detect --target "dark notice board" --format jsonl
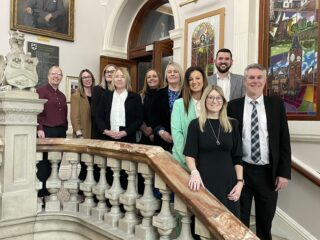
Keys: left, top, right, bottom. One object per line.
{"left": 27, "top": 42, "right": 59, "bottom": 87}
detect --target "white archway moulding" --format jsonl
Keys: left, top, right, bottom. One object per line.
{"left": 101, "top": 0, "right": 182, "bottom": 61}
{"left": 101, "top": 0, "right": 260, "bottom": 72}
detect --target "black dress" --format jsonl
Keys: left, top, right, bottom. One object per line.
{"left": 140, "top": 89, "right": 157, "bottom": 145}
{"left": 184, "top": 118, "right": 242, "bottom": 217}
{"left": 91, "top": 85, "right": 107, "bottom": 139}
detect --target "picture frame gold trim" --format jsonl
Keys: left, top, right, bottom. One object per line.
{"left": 10, "top": 0, "right": 74, "bottom": 41}
{"left": 65, "top": 75, "right": 78, "bottom": 103}
{"left": 184, "top": 8, "right": 225, "bottom": 72}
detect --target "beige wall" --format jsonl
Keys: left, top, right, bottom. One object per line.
{"left": 277, "top": 169, "right": 320, "bottom": 239}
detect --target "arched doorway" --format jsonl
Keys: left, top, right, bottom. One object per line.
{"left": 100, "top": 0, "right": 179, "bottom": 92}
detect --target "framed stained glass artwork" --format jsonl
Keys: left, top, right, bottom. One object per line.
{"left": 260, "top": 0, "right": 319, "bottom": 119}
{"left": 184, "top": 8, "right": 225, "bottom": 77}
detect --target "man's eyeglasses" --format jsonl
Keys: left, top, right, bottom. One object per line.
{"left": 206, "top": 95, "right": 223, "bottom": 102}
{"left": 50, "top": 72, "right": 62, "bottom": 77}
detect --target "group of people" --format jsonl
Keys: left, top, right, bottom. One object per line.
{"left": 36, "top": 48, "right": 291, "bottom": 240}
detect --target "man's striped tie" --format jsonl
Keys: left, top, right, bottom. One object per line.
{"left": 251, "top": 101, "right": 261, "bottom": 163}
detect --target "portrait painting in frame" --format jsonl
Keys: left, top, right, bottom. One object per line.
{"left": 10, "top": 0, "right": 74, "bottom": 41}
{"left": 184, "top": 8, "right": 225, "bottom": 77}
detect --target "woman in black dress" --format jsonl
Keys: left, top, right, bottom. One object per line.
{"left": 151, "top": 62, "right": 183, "bottom": 151}
{"left": 139, "top": 69, "right": 164, "bottom": 145}
{"left": 184, "top": 85, "right": 243, "bottom": 217}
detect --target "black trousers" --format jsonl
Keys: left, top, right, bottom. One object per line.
{"left": 240, "top": 162, "right": 278, "bottom": 240}
{"left": 37, "top": 126, "right": 66, "bottom": 197}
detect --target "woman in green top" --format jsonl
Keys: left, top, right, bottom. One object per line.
{"left": 171, "top": 66, "right": 208, "bottom": 169}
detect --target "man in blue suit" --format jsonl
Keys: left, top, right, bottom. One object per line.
{"left": 227, "top": 63, "right": 291, "bottom": 240}
{"left": 208, "top": 48, "right": 245, "bottom": 101}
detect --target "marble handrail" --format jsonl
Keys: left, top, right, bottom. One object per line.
{"left": 37, "top": 138, "right": 258, "bottom": 240}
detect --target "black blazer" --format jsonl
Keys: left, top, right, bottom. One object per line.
{"left": 150, "top": 86, "right": 181, "bottom": 151}
{"left": 95, "top": 90, "right": 143, "bottom": 143}
{"left": 91, "top": 85, "right": 107, "bottom": 139}
{"left": 227, "top": 95, "right": 291, "bottom": 183}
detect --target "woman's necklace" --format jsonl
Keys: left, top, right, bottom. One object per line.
{"left": 208, "top": 119, "right": 221, "bottom": 146}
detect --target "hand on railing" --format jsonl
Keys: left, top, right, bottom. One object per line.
{"left": 188, "top": 169, "right": 204, "bottom": 191}
{"left": 37, "top": 130, "right": 45, "bottom": 138}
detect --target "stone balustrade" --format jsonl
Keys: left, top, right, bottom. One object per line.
{"left": 30, "top": 138, "right": 258, "bottom": 240}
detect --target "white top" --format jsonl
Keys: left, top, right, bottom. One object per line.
{"left": 216, "top": 73, "right": 231, "bottom": 101}
{"left": 242, "top": 94, "right": 269, "bottom": 165}
{"left": 110, "top": 90, "right": 128, "bottom": 131}
{"left": 192, "top": 97, "right": 201, "bottom": 117}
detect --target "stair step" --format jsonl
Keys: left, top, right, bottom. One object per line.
{"left": 250, "top": 215, "right": 288, "bottom": 240}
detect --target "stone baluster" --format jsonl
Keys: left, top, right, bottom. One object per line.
{"left": 104, "top": 158, "right": 124, "bottom": 227}
{"left": 92, "top": 155, "right": 109, "bottom": 222}
{"left": 174, "top": 195, "right": 194, "bottom": 240}
{"left": 63, "top": 152, "right": 81, "bottom": 212}
{"left": 118, "top": 160, "right": 140, "bottom": 234}
{"left": 79, "top": 153, "right": 96, "bottom": 217}
{"left": 152, "top": 174, "right": 176, "bottom": 240}
{"left": 45, "top": 152, "right": 62, "bottom": 212}
{"left": 195, "top": 218, "right": 214, "bottom": 240}
{"left": 35, "top": 152, "right": 43, "bottom": 212}
{"left": 135, "top": 163, "right": 160, "bottom": 240}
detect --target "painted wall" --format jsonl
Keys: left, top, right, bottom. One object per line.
{"left": 275, "top": 169, "right": 320, "bottom": 239}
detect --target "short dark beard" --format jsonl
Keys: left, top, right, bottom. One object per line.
{"left": 215, "top": 64, "right": 231, "bottom": 74}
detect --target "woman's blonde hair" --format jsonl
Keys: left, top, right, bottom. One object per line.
{"left": 164, "top": 61, "right": 183, "bottom": 88}
{"left": 140, "top": 68, "right": 163, "bottom": 101}
{"left": 198, "top": 85, "right": 232, "bottom": 133}
{"left": 100, "top": 64, "right": 116, "bottom": 90}
{"left": 109, "top": 67, "right": 132, "bottom": 91}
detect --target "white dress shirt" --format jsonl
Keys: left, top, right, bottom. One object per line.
{"left": 217, "top": 73, "right": 231, "bottom": 101}
{"left": 242, "top": 94, "right": 269, "bottom": 165}
{"left": 192, "top": 97, "right": 201, "bottom": 117}
{"left": 110, "top": 90, "right": 128, "bottom": 131}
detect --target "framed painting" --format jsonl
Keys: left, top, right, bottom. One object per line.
{"left": 66, "top": 76, "right": 78, "bottom": 102}
{"left": 259, "top": 0, "right": 320, "bottom": 120}
{"left": 10, "top": 0, "right": 74, "bottom": 41}
{"left": 184, "top": 8, "right": 225, "bottom": 77}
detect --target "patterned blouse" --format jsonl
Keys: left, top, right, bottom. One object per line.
{"left": 168, "top": 88, "right": 180, "bottom": 113}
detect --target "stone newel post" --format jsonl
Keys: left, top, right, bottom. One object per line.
{"left": 0, "top": 91, "right": 45, "bottom": 220}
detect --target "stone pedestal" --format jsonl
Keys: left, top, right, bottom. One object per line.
{"left": 0, "top": 91, "right": 45, "bottom": 220}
